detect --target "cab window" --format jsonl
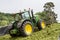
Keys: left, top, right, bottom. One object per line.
{"left": 22, "top": 12, "right": 30, "bottom": 19}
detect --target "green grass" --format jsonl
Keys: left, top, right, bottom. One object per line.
{"left": 0, "top": 23, "right": 60, "bottom": 40}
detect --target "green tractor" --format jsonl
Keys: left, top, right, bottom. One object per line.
{"left": 9, "top": 9, "right": 46, "bottom": 37}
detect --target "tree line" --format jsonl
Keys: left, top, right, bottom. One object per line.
{"left": 0, "top": 2, "right": 57, "bottom": 26}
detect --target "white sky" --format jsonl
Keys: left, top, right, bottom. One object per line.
{"left": 0, "top": 0, "right": 60, "bottom": 21}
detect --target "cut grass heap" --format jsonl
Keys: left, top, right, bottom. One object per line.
{"left": 0, "top": 23, "right": 60, "bottom": 40}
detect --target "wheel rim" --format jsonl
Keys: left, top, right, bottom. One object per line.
{"left": 41, "top": 21, "right": 46, "bottom": 29}
{"left": 24, "top": 23, "right": 32, "bottom": 35}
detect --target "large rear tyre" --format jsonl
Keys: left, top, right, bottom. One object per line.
{"left": 20, "top": 21, "right": 33, "bottom": 36}
{"left": 37, "top": 20, "right": 46, "bottom": 30}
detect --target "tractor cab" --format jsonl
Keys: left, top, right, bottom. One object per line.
{"left": 18, "top": 9, "right": 36, "bottom": 23}
{"left": 19, "top": 11, "right": 30, "bottom": 19}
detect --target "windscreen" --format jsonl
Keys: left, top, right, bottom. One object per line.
{"left": 22, "top": 12, "right": 30, "bottom": 19}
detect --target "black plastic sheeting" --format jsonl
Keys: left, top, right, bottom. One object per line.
{"left": 0, "top": 27, "right": 9, "bottom": 36}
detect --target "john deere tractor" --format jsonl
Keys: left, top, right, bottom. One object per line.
{"left": 9, "top": 9, "right": 46, "bottom": 37}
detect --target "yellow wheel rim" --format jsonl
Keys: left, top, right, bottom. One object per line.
{"left": 25, "top": 24, "right": 32, "bottom": 35}
{"left": 41, "top": 21, "right": 46, "bottom": 29}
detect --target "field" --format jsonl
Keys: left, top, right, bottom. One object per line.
{"left": 0, "top": 23, "right": 60, "bottom": 40}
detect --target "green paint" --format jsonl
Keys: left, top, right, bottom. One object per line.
{"left": 35, "top": 16, "right": 40, "bottom": 23}
{"left": 10, "top": 29, "right": 18, "bottom": 34}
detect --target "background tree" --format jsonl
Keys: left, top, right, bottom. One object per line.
{"left": 36, "top": 2, "right": 57, "bottom": 25}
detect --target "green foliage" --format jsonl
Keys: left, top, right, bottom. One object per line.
{"left": 0, "top": 12, "right": 14, "bottom": 26}
{"left": 0, "top": 12, "right": 20, "bottom": 26}
{"left": 35, "top": 11, "right": 47, "bottom": 19}
{"left": 35, "top": 2, "right": 57, "bottom": 25}
{"left": 35, "top": 11, "right": 57, "bottom": 25}
{"left": 0, "top": 23, "right": 60, "bottom": 40}
{"left": 44, "top": 2, "right": 55, "bottom": 8}
{"left": 0, "top": 20, "right": 9, "bottom": 26}
{"left": 1, "top": 16, "right": 8, "bottom": 20}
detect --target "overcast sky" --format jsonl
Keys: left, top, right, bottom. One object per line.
{"left": 0, "top": 0, "right": 60, "bottom": 21}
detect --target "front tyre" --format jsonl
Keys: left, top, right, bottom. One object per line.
{"left": 20, "top": 21, "right": 33, "bottom": 36}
